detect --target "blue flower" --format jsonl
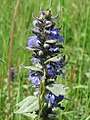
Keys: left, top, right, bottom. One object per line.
{"left": 28, "top": 36, "right": 39, "bottom": 48}
{"left": 58, "top": 57, "right": 66, "bottom": 67}
{"left": 56, "top": 59, "right": 66, "bottom": 78}
{"left": 46, "top": 61, "right": 65, "bottom": 78}
{"left": 48, "top": 56, "right": 66, "bottom": 78}
{"left": 45, "top": 93, "right": 56, "bottom": 104}
{"left": 9, "top": 68, "right": 18, "bottom": 81}
{"left": 56, "top": 95, "right": 64, "bottom": 102}
{"left": 28, "top": 70, "right": 41, "bottom": 86}
{"left": 45, "top": 92, "right": 64, "bottom": 110}
{"left": 49, "top": 44, "right": 60, "bottom": 53}
{"left": 46, "top": 28, "right": 64, "bottom": 42}
{"left": 46, "top": 64, "right": 57, "bottom": 77}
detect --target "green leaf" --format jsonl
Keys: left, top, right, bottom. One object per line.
{"left": 15, "top": 96, "right": 38, "bottom": 114}
{"left": 73, "top": 85, "right": 88, "bottom": 89}
{"left": 44, "top": 56, "right": 63, "bottom": 63}
{"left": 46, "top": 84, "right": 69, "bottom": 96}
{"left": 0, "top": 58, "right": 5, "bottom": 63}
{"left": 16, "top": 96, "right": 37, "bottom": 107}
{"left": 21, "top": 65, "right": 43, "bottom": 72}
{"left": 15, "top": 100, "right": 38, "bottom": 114}
{"left": 23, "top": 112, "right": 37, "bottom": 119}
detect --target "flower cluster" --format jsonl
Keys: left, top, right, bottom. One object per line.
{"left": 27, "top": 9, "right": 67, "bottom": 119}
{"left": 45, "top": 92, "right": 65, "bottom": 110}
{"left": 9, "top": 68, "right": 18, "bottom": 81}
{"left": 28, "top": 70, "right": 42, "bottom": 86}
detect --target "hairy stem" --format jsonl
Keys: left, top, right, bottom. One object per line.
{"left": 38, "top": 69, "right": 46, "bottom": 119}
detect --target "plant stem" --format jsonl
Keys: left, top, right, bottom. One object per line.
{"left": 38, "top": 69, "right": 46, "bottom": 119}
{"left": 8, "top": 0, "right": 19, "bottom": 99}
{"left": 49, "top": 0, "right": 52, "bottom": 10}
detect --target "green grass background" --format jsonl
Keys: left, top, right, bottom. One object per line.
{"left": 0, "top": 0, "right": 90, "bottom": 120}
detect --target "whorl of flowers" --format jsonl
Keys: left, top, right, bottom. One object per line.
{"left": 16, "top": 8, "right": 68, "bottom": 120}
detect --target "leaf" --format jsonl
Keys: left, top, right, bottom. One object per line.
{"left": 73, "top": 85, "right": 88, "bottom": 89}
{"left": 0, "top": 58, "right": 5, "bottom": 63}
{"left": 61, "top": 111, "right": 75, "bottom": 115}
{"left": 21, "top": 65, "right": 43, "bottom": 72}
{"left": 16, "top": 96, "right": 37, "bottom": 107}
{"left": 85, "top": 115, "right": 90, "bottom": 120}
{"left": 44, "top": 56, "right": 63, "bottom": 63}
{"left": 25, "top": 47, "right": 40, "bottom": 51}
{"left": 46, "top": 84, "right": 69, "bottom": 96}
{"left": 15, "top": 96, "right": 38, "bottom": 114}
{"left": 35, "top": 63, "right": 43, "bottom": 69}
{"left": 23, "top": 100, "right": 38, "bottom": 113}
{"left": 23, "top": 112, "right": 37, "bottom": 119}
{"left": 15, "top": 100, "right": 38, "bottom": 114}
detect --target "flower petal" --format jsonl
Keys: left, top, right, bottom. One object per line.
{"left": 28, "top": 36, "right": 39, "bottom": 48}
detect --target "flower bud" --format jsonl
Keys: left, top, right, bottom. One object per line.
{"left": 33, "top": 20, "right": 38, "bottom": 26}
{"left": 43, "top": 43, "right": 49, "bottom": 48}
{"left": 38, "top": 50, "right": 43, "bottom": 56}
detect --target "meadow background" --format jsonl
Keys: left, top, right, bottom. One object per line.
{"left": 0, "top": 0, "right": 90, "bottom": 120}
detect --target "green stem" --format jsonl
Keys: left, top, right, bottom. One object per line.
{"left": 38, "top": 69, "right": 46, "bottom": 119}
{"left": 49, "top": 0, "right": 52, "bottom": 10}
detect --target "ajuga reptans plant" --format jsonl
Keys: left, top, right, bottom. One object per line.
{"left": 15, "top": 8, "right": 69, "bottom": 120}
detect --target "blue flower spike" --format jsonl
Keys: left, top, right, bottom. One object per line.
{"left": 16, "top": 9, "right": 68, "bottom": 120}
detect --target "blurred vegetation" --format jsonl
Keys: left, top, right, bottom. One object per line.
{"left": 0, "top": 0, "right": 90, "bottom": 120}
